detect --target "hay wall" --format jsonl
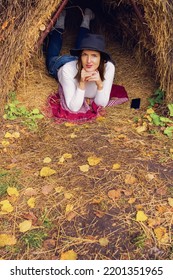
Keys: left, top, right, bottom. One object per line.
{"left": 104, "top": 0, "right": 173, "bottom": 102}
{"left": 0, "top": 0, "right": 173, "bottom": 116}
{"left": 0, "top": 0, "right": 62, "bottom": 115}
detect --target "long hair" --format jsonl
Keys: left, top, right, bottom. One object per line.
{"left": 74, "top": 51, "right": 106, "bottom": 83}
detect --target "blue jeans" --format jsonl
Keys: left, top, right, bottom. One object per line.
{"left": 46, "top": 27, "right": 89, "bottom": 78}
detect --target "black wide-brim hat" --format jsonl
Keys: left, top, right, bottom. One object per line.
{"left": 70, "top": 33, "right": 112, "bottom": 62}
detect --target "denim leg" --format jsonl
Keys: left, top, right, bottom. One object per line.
{"left": 45, "top": 27, "right": 90, "bottom": 79}
{"left": 75, "top": 27, "right": 90, "bottom": 48}
{"left": 46, "top": 28, "right": 63, "bottom": 69}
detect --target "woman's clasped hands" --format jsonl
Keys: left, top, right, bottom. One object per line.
{"left": 80, "top": 68, "right": 103, "bottom": 90}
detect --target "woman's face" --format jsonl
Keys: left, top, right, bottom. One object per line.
{"left": 81, "top": 50, "right": 101, "bottom": 72}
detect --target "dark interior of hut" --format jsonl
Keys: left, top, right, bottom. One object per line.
{"left": 61, "top": 0, "right": 145, "bottom": 50}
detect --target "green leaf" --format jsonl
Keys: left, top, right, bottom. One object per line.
{"left": 9, "top": 103, "right": 16, "bottom": 108}
{"left": 19, "top": 106, "right": 28, "bottom": 114}
{"left": 32, "top": 108, "right": 40, "bottom": 114}
{"left": 12, "top": 100, "right": 19, "bottom": 105}
{"left": 33, "top": 114, "right": 44, "bottom": 119}
{"left": 160, "top": 117, "right": 173, "bottom": 123}
{"left": 168, "top": 104, "right": 173, "bottom": 117}
{"left": 148, "top": 89, "right": 164, "bottom": 107}
{"left": 8, "top": 115, "right": 17, "bottom": 120}
{"left": 164, "top": 126, "right": 173, "bottom": 138}
{"left": 0, "top": 169, "right": 8, "bottom": 177}
{"left": 148, "top": 98, "right": 155, "bottom": 107}
{"left": 150, "top": 113, "right": 162, "bottom": 126}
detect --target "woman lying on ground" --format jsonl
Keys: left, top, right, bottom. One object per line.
{"left": 45, "top": 8, "right": 115, "bottom": 113}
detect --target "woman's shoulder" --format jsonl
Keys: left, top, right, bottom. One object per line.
{"left": 105, "top": 61, "right": 115, "bottom": 71}
{"left": 58, "top": 60, "right": 78, "bottom": 78}
{"left": 61, "top": 60, "right": 77, "bottom": 71}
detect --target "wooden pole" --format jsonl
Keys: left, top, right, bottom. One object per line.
{"left": 36, "top": 0, "right": 69, "bottom": 49}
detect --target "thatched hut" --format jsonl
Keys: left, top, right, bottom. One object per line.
{"left": 0, "top": 0, "right": 173, "bottom": 116}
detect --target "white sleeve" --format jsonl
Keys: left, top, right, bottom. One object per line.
{"left": 94, "top": 62, "right": 115, "bottom": 107}
{"left": 58, "top": 64, "right": 85, "bottom": 112}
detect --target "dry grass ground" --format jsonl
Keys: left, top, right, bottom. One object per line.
{"left": 0, "top": 34, "right": 173, "bottom": 260}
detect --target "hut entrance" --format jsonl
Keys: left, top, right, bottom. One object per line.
{"left": 16, "top": 0, "right": 156, "bottom": 110}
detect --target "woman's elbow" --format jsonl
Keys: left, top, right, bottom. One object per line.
{"left": 68, "top": 103, "right": 81, "bottom": 113}
{"left": 95, "top": 98, "right": 109, "bottom": 107}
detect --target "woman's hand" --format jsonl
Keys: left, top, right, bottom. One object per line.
{"left": 78, "top": 69, "right": 92, "bottom": 90}
{"left": 79, "top": 69, "right": 103, "bottom": 90}
{"left": 85, "top": 70, "right": 103, "bottom": 90}
{"left": 80, "top": 68, "right": 93, "bottom": 82}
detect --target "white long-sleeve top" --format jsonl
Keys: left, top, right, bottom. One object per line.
{"left": 57, "top": 60, "right": 115, "bottom": 112}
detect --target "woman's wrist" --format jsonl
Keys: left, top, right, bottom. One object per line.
{"left": 97, "top": 82, "right": 103, "bottom": 91}
{"left": 78, "top": 81, "right": 86, "bottom": 90}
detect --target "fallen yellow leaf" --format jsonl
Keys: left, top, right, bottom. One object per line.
{"left": 0, "top": 234, "right": 17, "bottom": 247}
{"left": 148, "top": 218, "right": 161, "bottom": 228}
{"left": 145, "top": 173, "right": 155, "bottom": 181}
{"left": 27, "top": 197, "right": 36, "bottom": 208}
{"left": 168, "top": 198, "right": 173, "bottom": 207}
{"left": 146, "top": 115, "right": 152, "bottom": 122}
{"left": 87, "top": 155, "right": 101, "bottom": 166}
{"left": 4, "top": 132, "right": 13, "bottom": 138}
{"left": 99, "top": 237, "right": 109, "bottom": 247}
{"left": 123, "top": 189, "right": 133, "bottom": 196}
{"left": 64, "top": 192, "right": 73, "bottom": 199}
{"left": 154, "top": 227, "right": 169, "bottom": 243}
{"left": 112, "top": 163, "right": 121, "bottom": 170}
{"left": 136, "top": 210, "right": 148, "bottom": 222}
{"left": 60, "top": 250, "right": 77, "bottom": 260}
{"left": 58, "top": 156, "right": 65, "bottom": 164}
{"left": 40, "top": 167, "right": 56, "bottom": 177}
{"left": 4, "top": 132, "right": 20, "bottom": 139}
{"left": 12, "top": 132, "right": 20, "bottom": 138}
{"left": 63, "top": 153, "right": 72, "bottom": 159}
{"left": 19, "top": 220, "right": 32, "bottom": 233}
{"left": 170, "top": 148, "right": 173, "bottom": 153}
{"left": 135, "top": 204, "right": 143, "bottom": 210}
{"left": 66, "top": 211, "right": 77, "bottom": 221}
{"left": 96, "top": 116, "right": 106, "bottom": 122}
{"left": 65, "top": 204, "right": 74, "bottom": 214}
{"left": 0, "top": 200, "right": 14, "bottom": 213}
{"left": 128, "top": 197, "right": 136, "bottom": 204}
{"left": 2, "top": 20, "right": 9, "bottom": 30}
{"left": 136, "top": 125, "right": 147, "bottom": 133}
{"left": 7, "top": 187, "right": 19, "bottom": 197}
{"left": 108, "top": 189, "right": 121, "bottom": 199}
{"left": 70, "top": 132, "right": 77, "bottom": 138}
{"left": 43, "top": 157, "right": 52, "bottom": 163}
{"left": 64, "top": 122, "right": 75, "bottom": 127}
{"left": 79, "top": 164, "right": 90, "bottom": 172}
{"left": 117, "top": 134, "right": 127, "bottom": 139}
{"left": 146, "top": 108, "right": 155, "bottom": 114}
{"left": 58, "top": 153, "right": 72, "bottom": 164}
{"left": 157, "top": 205, "right": 168, "bottom": 213}
{"left": 1, "top": 140, "right": 10, "bottom": 147}
{"left": 55, "top": 186, "right": 64, "bottom": 193}
{"left": 125, "top": 174, "right": 137, "bottom": 185}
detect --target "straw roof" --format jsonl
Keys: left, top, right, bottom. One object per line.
{"left": 0, "top": 0, "right": 173, "bottom": 116}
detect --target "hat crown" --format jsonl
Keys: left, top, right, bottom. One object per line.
{"left": 78, "top": 33, "right": 106, "bottom": 53}
{"left": 70, "top": 33, "right": 112, "bottom": 62}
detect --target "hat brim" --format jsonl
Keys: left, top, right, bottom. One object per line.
{"left": 70, "top": 48, "right": 111, "bottom": 62}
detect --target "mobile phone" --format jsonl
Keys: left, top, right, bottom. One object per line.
{"left": 130, "top": 98, "right": 141, "bottom": 109}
